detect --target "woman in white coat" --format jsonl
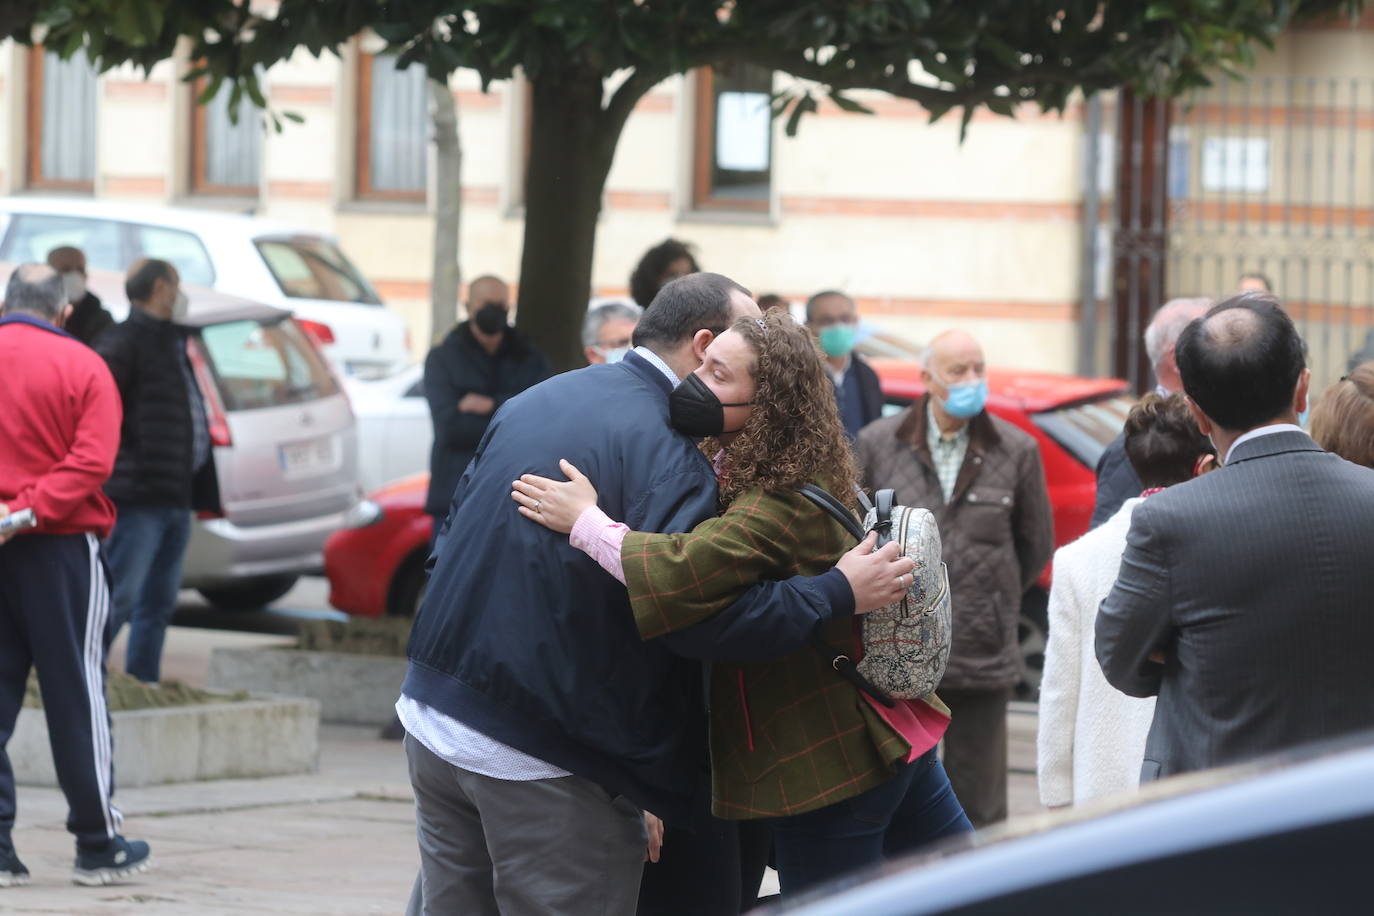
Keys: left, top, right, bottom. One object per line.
{"left": 1037, "top": 394, "right": 1215, "bottom": 807}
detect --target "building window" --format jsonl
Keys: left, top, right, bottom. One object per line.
{"left": 27, "top": 48, "right": 97, "bottom": 191}
{"left": 356, "top": 52, "right": 428, "bottom": 201}
{"left": 692, "top": 64, "right": 773, "bottom": 212}
{"left": 190, "top": 79, "right": 262, "bottom": 196}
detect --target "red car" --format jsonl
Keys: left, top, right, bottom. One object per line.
{"left": 324, "top": 363, "right": 1133, "bottom": 694}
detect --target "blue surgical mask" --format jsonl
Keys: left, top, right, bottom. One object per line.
{"left": 939, "top": 378, "right": 988, "bottom": 419}
{"left": 1297, "top": 407, "right": 1309, "bottom": 428}
{"left": 817, "top": 324, "right": 857, "bottom": 358}
{"left": 601, "top": 346, "right": 630, "bottom": 364}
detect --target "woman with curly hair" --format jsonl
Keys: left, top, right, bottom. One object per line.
{"left": 629, "top": 238, "right": 699, "bottom": 308}
{"left": 512, "top": 311, "right": 971, "bottom": 898}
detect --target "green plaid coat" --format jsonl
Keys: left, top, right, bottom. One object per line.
{"left": 622, "top": 484, "right": 947, "bottom": 820}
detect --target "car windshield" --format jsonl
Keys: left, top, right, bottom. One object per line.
{"left": 255, "top": 236, "right": 381, "bottom": 304}
{"left": 1031, "top": 394, "right": 1136, "bottom": 469}
{"left": 197, "top": 317, "right": 339, "bottom": 411}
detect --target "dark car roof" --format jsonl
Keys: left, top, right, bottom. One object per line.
{"left": 779, "top": 735, "right": 1374, "bottom": 915}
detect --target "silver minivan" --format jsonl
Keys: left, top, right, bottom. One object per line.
{"left": 180, "top": 292, "right": 366, "bottom": 606}
{"left": 22, "top": 266, "right": 369, "bottom": 607}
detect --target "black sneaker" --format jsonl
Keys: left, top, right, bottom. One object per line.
{"left": 0, "top": 847, "right": 29, "bottom": 888}
{"left": 72, "top": 836, "right": 152, "bottom": 886}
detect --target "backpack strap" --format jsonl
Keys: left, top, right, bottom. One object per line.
{"left": 795, "top": 483, "right": 896, "bottom": 708}
{"left": 797, "top": 483, "right": 866, "bottom": 543}
{"left": 811, "top": 637, "right": 896, "bottom": 708}
{"left": 873, "top": 489, "right": 896, "bottom": 547}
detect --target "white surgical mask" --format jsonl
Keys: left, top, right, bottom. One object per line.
{"left": 61, "top": 271, "right": 86, "bottom": 305}
{"left": 600, "top": 345, "right": 630, "bottom": 364}
{"left": 171, "top": 289, "right": 189, "bottom": 322}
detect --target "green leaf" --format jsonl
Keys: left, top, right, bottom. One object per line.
{"left": 282, "top": 111, "right": 305, "bottom": 124}
{"left": 783, "top": 93, "right": 817, "bottom": 137}
{"left": 986, "top": 94, "right": 1015, "bottom": 117}
{"left": 1145, "top": 3, "right": 1175, "bottom": 21}
{"left": 196, "top": 74, "right": 224, "bottom": 106}
{"left": 111, "top": 0, "right": 164, "bottom": 47}
{"left": 829, "top": 92, "right": 873, "bottom": 115}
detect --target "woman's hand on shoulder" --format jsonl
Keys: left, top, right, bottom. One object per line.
{"left": 511, "top": 459, "right": 600, "bottom": 535}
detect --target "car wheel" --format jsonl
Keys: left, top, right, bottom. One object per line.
{"left": 1016, "top": 587, "right": 1049, "bottom": 702}
{"left": 197, "top": 575, "right": 299, "bottom": 610}
{"left": 387, "top": 552, "right": 429, "bottom": 618}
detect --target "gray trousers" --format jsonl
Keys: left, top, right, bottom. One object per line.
{"left": 405, "top": 734, "right": 647, "bottom": 916}
{"left": 938, "top": 687, "right": 1010, "bottom": 829}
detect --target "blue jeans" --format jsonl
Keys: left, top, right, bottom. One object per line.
{"left": 105, "top": 506, "right": 192, "bottom": 684}
{"left": 769, "top": 748, "right": 973, "bottom": 896}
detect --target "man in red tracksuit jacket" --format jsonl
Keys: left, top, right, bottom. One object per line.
{"left": 0, "top": 263, "right": 152, "bottom": 888}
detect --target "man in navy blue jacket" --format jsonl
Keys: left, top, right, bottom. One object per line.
{"left": 399, "top": 273, "right": 908, "bottom": 915}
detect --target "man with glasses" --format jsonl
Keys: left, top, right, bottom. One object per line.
{"left": 804, "top": 290, "right": 882, "bottom": 439}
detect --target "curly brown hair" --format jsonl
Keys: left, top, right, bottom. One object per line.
{"left": 1311, "top": 362, "right": 1374, "bottom": 469}
{"left": 707, "top": 309, "right": 860, "bottom": 508}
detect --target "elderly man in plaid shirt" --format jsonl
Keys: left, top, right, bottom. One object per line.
{"left": 856, "top": 329, "right": 1054, "bottom": 827}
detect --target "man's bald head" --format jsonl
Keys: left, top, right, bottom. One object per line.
{"left": 3, "top": 263, "right": 67, "bottom": 321}
{"left": 47, "top": 246, "right": 86, "bottom": 275}
{"left": 467, "top": 275, "right": 509, "bottom": 310}
{"left": 1176, "top": 293, "right": 1306, "bottom": 432}
{"left": 921, "top": 329, "right": 984, "bottom": 377}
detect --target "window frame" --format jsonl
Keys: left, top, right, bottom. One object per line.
{"left": 189, "top": 76, "right": 261, "bottom": 198}
{"left": 355, "top": 51, "right": 428, "bottom": 203}
{"left": 690, "top": 66, "right": 773, "bottom": 214}
{"left": 26, "top": 46, "right": 96, "bottom": 193}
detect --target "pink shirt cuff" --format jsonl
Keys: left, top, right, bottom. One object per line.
{"left": 569, "top": 505, "right": 629, "bottom": 584}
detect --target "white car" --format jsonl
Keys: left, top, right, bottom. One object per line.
{"left": 0, "top": 197, "right": 408, "bottom": 379}
{"left": 349, "top": 363, "right": 433, "bottom": 493}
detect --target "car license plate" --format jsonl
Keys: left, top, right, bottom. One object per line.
{"left": 279, "top": 436, "right": 338, "bottom": 479}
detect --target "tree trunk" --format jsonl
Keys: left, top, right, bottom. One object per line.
{"left": 429, "top": 78, "right": 462, "bottom": 346}
{"left": 515, "top": 67, "right": 620, "bottom": 371}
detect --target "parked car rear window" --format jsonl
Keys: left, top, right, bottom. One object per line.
{"left": 198, "top": 317, "right": 339, "bottom": 411}
{"left": 1031, "top": 394, "right": 1136, "bottom": 469}
{"left": 131, "top": 225, "right": 215, "bottom": 286}
{"left": 0, "top": 213, "right": 122, "bottom": 268}
{"left": 255, "top": 237, "right": 381, "bottom": 304}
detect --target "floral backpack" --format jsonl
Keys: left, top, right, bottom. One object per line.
{"left": 798, "top": 485, "right": 952, "bottom": 703}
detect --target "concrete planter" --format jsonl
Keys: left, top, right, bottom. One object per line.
{"left": 207, "top": 647, "right": 406, "bottom": 726}
{"left": 12, "top": 695, "right": 319, "bottom": 788}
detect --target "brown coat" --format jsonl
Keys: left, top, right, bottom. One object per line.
{"left": 855, "top": 395, "right": 1054, "bottom": 691}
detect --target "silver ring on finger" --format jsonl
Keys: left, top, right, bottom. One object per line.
{"left": 534, "top": 500, "right": 542, "bottom": 513}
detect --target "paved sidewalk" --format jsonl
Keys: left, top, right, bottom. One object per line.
{"left": 3, "top": 725, "right": 418, "bottom": 915}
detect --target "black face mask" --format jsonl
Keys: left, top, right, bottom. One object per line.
{"left": 473, "top": 302, "right": 508, "bottom": 335}
{"left": 669, "top": 372, "right": 751, "bottom": 438}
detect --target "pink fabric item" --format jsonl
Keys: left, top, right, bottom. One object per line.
{"left": 569, "top": 505, "right": 629, "bottom": 584}
{"left": 863, "top": 694, "right": 950, "bottom": 763}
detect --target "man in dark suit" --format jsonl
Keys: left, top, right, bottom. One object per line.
{"left": 805, "top": 290, "right": 883, "bottom": 439}
{"left": 1096, "top": 293, "right": 1374, "bottom": 781}
{"left": 1091, "top": 297, "right": 1211, "bottom": 528}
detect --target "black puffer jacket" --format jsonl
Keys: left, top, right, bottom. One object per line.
{"left": 423, "top": 322, "right": 551, "bottom": 516}
{"left": 96, "top": 308, "right": 218, "bottom": 510}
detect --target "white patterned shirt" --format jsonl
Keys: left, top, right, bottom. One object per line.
{"left": 926, "top": 402, "right": 970, "bottom": 503}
